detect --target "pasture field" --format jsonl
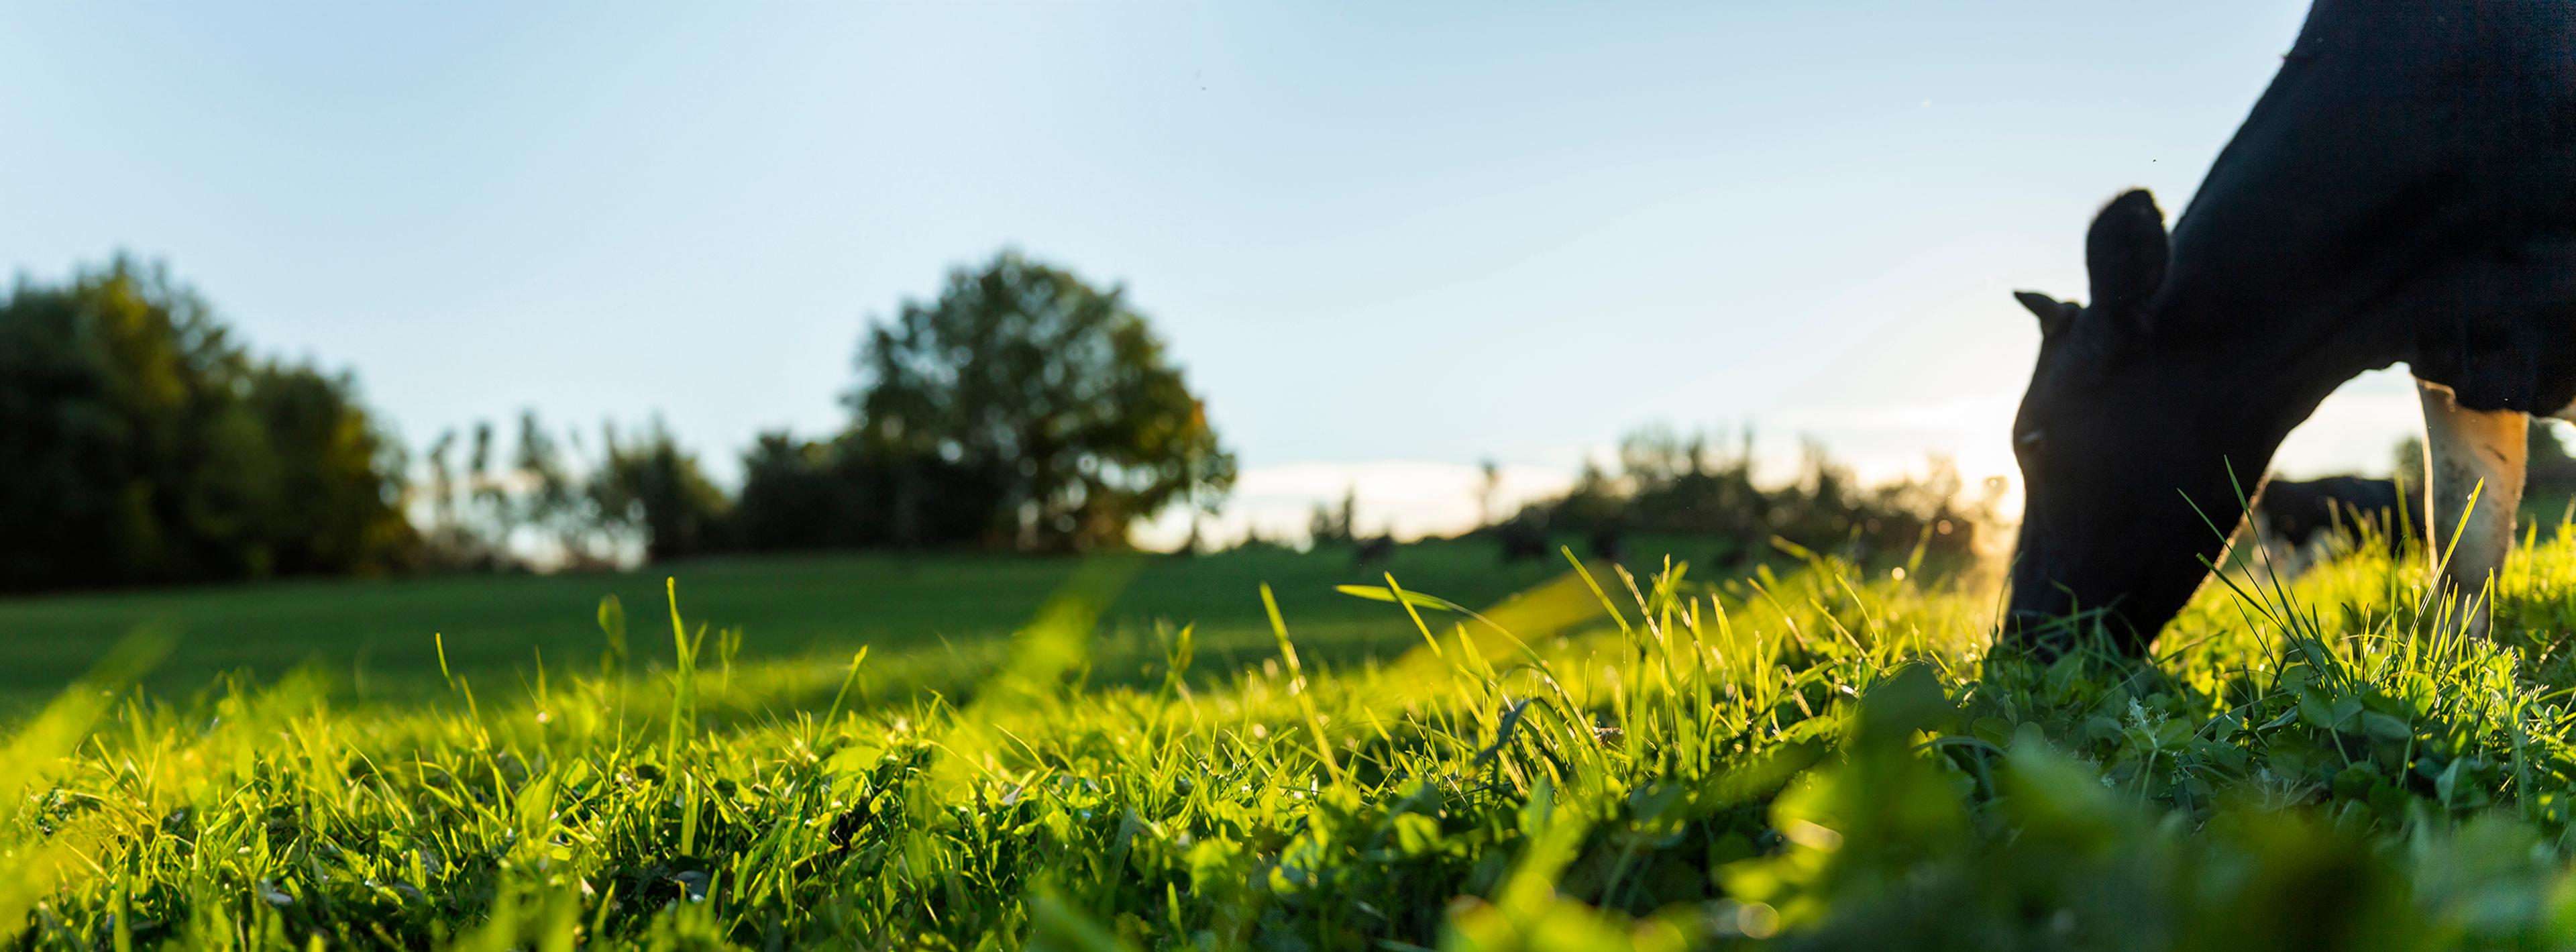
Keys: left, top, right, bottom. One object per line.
{"left": 0, "top": 541, "right": 1589, "bottom": 708}
{"left": 12, "top": 535, "right": 2576, "bottom": 948}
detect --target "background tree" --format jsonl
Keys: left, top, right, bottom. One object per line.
{"left": 1493, "top": 427, "right": 1989, "bottom": 571}
{"left": 848, "top": 251, "right": 1235, "bottom": 552}
{"left": 731, "top": 431, "right": 849, "bottom": 552}
{"left": 591, "top": 419, "right": 730, "bottom": 563}
{"left": 508, "top": 411, "right": 651, "bottom": 571}
{"left": 1478, "top": 458, "right": 1502, "bottom": 527}
{"left": 731, "top": 431, "right": 917, "bottom": 552}
{"left": 1309, "top": 486, "right": 1358, "bottom": 548}
{"left": 0, "top": 258, "right": 413, "bottom": 590}
{"left": 240, "top": 362, "right": 416, "bottom": 577}
{"left": 466, "top": 421, "right": 515, "bottom": 560}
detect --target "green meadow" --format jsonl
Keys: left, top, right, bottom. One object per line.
{"left": 0, "top": 542, "right": 1582, "bottom": 707}
{"left": 10, "top": 533, "right": 2576, "bottom": 949}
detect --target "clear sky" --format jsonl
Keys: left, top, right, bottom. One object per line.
{"left": 3, "top": 1, "right": 2434, "bottom": 543}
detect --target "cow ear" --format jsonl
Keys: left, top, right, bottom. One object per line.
{"left": 2085, "top": 189, "right": 2169, "bottom": 324}
{"left": 2014, "top": 290, "right": 2080, "bottom": 340}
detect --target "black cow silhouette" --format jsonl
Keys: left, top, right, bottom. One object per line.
{"left": 2006, "top": 1, "right": 2576, "bottom": 652}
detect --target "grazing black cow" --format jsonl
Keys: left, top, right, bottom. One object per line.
{"left": 2006, "top": 0, "right": 2576, "bottom": 653}
{"left": 2247, "top": 475, "right": 2418, "bottom": 576}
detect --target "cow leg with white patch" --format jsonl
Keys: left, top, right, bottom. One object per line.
{"left": 2416, "top": 378, "right": 2527, "bottom": 639}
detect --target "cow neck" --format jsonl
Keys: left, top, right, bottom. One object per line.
{"left": 2151, "top": 287, "right": 2390, "bottom": 464}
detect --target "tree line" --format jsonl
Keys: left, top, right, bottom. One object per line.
{"left": 1493, "top": 427, "right": 2004, "bottom": 570}
{"left": 1293, "top": 427, "right": 2004, "bottom": 572}
{"left": 0, "top": 252, "right": 1235, "bottom": 590}
{"left": 4, "top": 251, "right": 2067, "bottom": 594}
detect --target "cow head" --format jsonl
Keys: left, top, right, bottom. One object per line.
{"left": 2004, "top": 190, "right": 2277, "bottom": 655}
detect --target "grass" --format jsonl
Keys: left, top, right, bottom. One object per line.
{"left": 0, "top": 540, "right": 1583, "bottom": 707}
{"left": 13, "top": 531, "right": 2576, "bottom": 948}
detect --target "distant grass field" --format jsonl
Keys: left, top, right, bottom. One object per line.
{"left": 0, "top": 539, "right": 1591, "bottom": 705}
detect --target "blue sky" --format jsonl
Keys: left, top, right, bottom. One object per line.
{"left": 3, "top": 1, "right": 2427, "bottom": 541}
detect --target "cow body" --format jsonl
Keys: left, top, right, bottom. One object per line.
{"left": 2173, "top": 1, "right": 2576, "bottom": 414}
{"left": 2006, "top": 0, "right": 2576, "bottom": 653}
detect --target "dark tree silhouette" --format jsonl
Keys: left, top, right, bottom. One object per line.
{"left": 0, "top": 258, "right": 413, "bottom": 589}
{"left": 849, "top": 252, "right": 1235, "bottom": 551}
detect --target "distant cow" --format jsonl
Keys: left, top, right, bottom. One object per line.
{"left": 2248, "top": 476, "right": 2418, "bottom": 577}
{"left": 1354, "top": 535, "right": 1395, "bottom": 569}
{"left": 1495, "top": 520, "right": 1549, "bottom": 564}
{"left": 2005, "top": 1, "right": 2576, "bottom": 653}
{"left": 1588, "top": 527, "right": 1627, "bottom": 565}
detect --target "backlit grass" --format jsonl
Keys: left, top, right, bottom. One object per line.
{"left": 0, "top": 541, "right": 1580, "bottom": 706}
{"left": 12, "top": 533, "right": 2576, "bottom": 948}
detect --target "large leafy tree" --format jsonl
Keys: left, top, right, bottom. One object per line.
{"left": 0, "top": 258, "right": 415, "bottom": 590}
{"left": 849, "top": 252, "right": 1235, "bottom": 551}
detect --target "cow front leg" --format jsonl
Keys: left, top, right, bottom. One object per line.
{"left": 2417, "top": 378, "right": 2527, "bottom": 639}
